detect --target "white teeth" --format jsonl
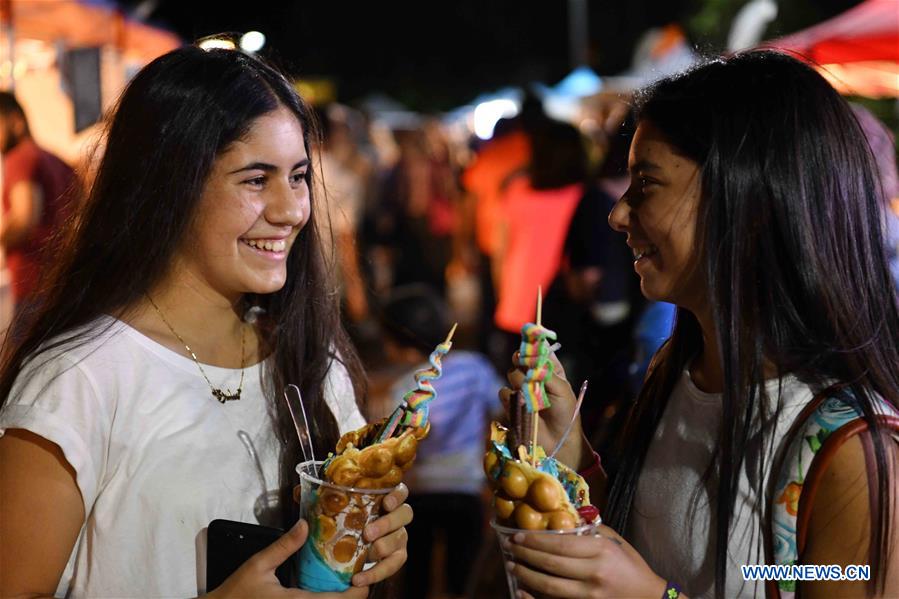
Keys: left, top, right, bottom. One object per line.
{"left": 242, "top": 239, "right": 287, "bottom": 252}
{"left": 633, "top": 246, "right": 658, "bottom": 261}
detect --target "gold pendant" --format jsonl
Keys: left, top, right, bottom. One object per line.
{"left": 213, "top": 388, "right": 241, "bottom": 403}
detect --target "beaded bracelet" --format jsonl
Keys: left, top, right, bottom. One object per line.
{"left": 577, "top": 450, "right": 603, "bottom": 477}
{"left": 662, "top": 581, "right": 682, "bottom": 599}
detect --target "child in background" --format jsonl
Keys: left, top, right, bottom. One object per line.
{"left": 380, "top": 284, "right": 504, "bottom": 599}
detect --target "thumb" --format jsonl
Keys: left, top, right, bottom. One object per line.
{"left": 254, "top": 519, "right": 309, "bottom": 570}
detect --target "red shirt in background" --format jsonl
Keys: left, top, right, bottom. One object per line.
{"left": 494, "top": 176, "right": 583, "bottom": 333}
{"left": 2, "top": 138, "right": 75, "bottom": 301}
{"left": 461, "top": 130, "right": 531, "bottom": 257}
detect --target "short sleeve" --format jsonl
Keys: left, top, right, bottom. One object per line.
{"left": 0, "top": 353, "right": 111, "bottom": 516}
{"left": 323, "top": 356, "right": 367, "bottom": 435}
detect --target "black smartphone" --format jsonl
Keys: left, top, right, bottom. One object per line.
{"left": 206, "top": 519, "right": 292, "bottom": 591}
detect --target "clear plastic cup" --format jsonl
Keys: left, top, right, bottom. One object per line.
{"left": 295, "top": 459, "right": 397, "bottom": 592}
{"left": 491, "top": 518, "right": 601, "bottom": 598}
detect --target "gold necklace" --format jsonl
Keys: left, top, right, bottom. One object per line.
{"left": 146, "top": 295, "right": 246, "bottom": 403}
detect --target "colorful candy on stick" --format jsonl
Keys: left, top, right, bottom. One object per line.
{"left": 519, "top": 322, "right": 557, "bottom": 413}
{"left": 518, "top": 287, "right": 557, "bottom": 464}
{"left": 378, "top": 323, "right": 456, "bottom": 440}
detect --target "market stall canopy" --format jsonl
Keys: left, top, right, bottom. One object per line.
{"left": 761, "top": 0, "right": 899, "bottom": 97}
{"left": 2, "top": 0, "right": 180, "bottom": 63}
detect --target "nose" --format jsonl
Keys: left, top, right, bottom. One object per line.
{"left": 608, "top": 194, "right": 630, "bottom": 233}
{"left": 265, "top": 178, "right": 308, "bottom": 228}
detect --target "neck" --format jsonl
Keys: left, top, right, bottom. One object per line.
{"left": 689, "top": 305, "right": 724, "bottom": 394}
{"left": 129, "top": 267, "right": 256, "bottom": 367}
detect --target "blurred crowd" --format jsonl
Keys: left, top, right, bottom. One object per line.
{"left": 2, "top": 85, "right": 898, "bottom": 598}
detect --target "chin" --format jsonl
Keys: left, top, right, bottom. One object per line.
{"left": 253, "top": 281, "right": 288, "bottom": 295}
{"left": 242, "top": 273, "right": 288, "bottom": 295}
{"left": 639, "top": 278, "right": 663, "bottom": 302}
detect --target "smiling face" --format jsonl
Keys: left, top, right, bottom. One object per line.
{"left": 175, "top": 105, "right": 311, "bottom": 301}
{"left": 609, "top": 120, "right": 705, "bottom": 310}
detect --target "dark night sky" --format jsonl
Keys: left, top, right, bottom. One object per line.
{"left": 117, "top": 0, "right": 864, "bottom": 111}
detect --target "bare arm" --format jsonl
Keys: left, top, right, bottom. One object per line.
{"left": 0, "top": 429, "right": 84, "bottom": 597}
{"left": 801, "top": 434, "right": 899, "bottom": 598}
{"left": 0, "top": 182, "right": 43, "bottom": 249}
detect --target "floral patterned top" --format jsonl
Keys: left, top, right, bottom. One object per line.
{"left": 770, "top": 390, "right": 896, "bottom": 597}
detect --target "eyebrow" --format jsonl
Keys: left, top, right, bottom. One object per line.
{"left": 627, "top": 160, "right": 662, "bottom": 175}
{"left": 228, "top": 158, "right": 310, "bottom": 175}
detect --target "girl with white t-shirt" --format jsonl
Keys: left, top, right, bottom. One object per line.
{"left": 500, "top": 51, "right": 899, "bottom": 598}
{"left": 0, "top": 44, "right": 410, "bottom": 597}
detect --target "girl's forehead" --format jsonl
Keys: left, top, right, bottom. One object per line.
{"left": 630, "top": 122, "right": 698, "bottom": 173}
{"left": 630, "top": 123, "right": 675, "bottom": 164}
{"left": 218, "top": 109, "right": 307, "bottom": 165}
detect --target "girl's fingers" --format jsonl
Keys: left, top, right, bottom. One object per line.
{"left": 593, "top": 524, "right": 626, "bottom": 545}
{"left": 507, "top": 365, "right": 526, "bottom": 388}
{"left": 505, "top": 541, "right": 598, "bottom": 580}
{"left": 363, "top": 503, "right": 413, "bottom": 542}
{"left": 351, "top": 547, "right": 407, "bottom": 587}
{"left": 383, "top": 483, "right": 409, "bottom": 512}
{"left": 368, "top": 527, "right": 408, "bottom": 561}
{"left": 508, "top": 560, "right": 592, "bottom": 599}
{"left": 512, "top": 531, "right": 605, "bottom": 558}
{"left": 499, "top": 386, "right": 515, "bottom": 410}
{"left": 250, "top": 519, "right": 309, "bottom": 571}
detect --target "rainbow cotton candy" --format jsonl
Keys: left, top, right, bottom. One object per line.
{"left": 519, "top": 323, "right": 557, "bottom": 413}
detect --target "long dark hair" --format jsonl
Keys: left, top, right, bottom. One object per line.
{"left": 0, "top": 45, "right": 365, "bottom": 527}
{"left": 606, "top": 50, "right": 899, "bottom": 596}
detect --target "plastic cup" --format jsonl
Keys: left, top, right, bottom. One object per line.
{"left": 295, "top": 459, "right": 397, "bottom": 592}
{"left": 491, "top": 518, "right": 601, "bottom": 599}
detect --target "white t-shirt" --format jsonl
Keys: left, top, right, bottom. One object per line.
{"left": 0, "top": 317, "right": 366, "bottom": 598}
{"left": 629, "top": 369, "right": 813, "bottom": 598}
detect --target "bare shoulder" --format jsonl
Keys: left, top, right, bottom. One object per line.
{"left": 801, "top": 433, "right": 899, "bottom": 598}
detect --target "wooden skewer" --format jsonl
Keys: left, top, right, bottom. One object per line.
{"left": 536, "top": 286, "right": 542, "bottom": 327}
{"left": 531, "top": 287, "right": 543, "bottom": 465}
{"left": 444, "top": 322, "right": 458, "bottom": 345}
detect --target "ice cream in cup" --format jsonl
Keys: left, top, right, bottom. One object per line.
{"left": 292, "top": 325, "right": 457, "bottom": 591}
{"left": 295, "top": 459, "right": 398, "bottom": 592}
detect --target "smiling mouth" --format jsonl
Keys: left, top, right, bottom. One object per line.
{"left": 241, "top": 238, "right": 287, "bottom": 253}
{"left": 632, "top": 245, "right": 659, "bottom": 261}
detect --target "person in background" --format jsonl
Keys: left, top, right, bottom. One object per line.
{"left": 459, "top": 97, "right": 536, "bottom": 362}
{"left": 314, "top": 104, "right": 371, "bottom": 323}
{"left": 0, "top": 92, "right": 76, "bottom": 310}
{"left": 367, "top": 126, "right": 457, "bottom": 296}
{"left": 380, "top": 284, "right": 503, "bottom": 599}
{"left": 494, "top": 118, "right": 587, "bottom": 360}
